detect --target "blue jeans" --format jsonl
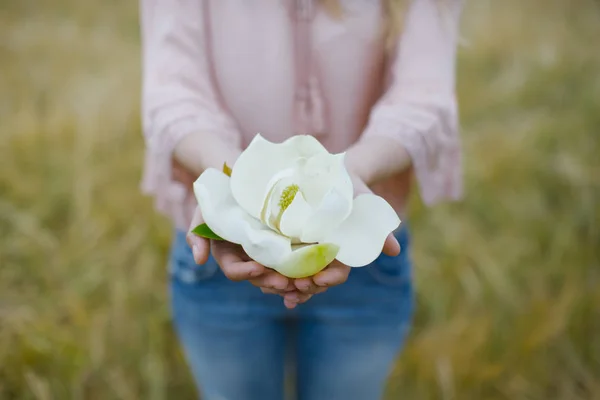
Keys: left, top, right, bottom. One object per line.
{"left": 169, "top": 226, "right": 414, "bottom": 400}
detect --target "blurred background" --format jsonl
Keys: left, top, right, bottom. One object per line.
{"left": 1, "top": 0, "right": 599, "bottom": 399}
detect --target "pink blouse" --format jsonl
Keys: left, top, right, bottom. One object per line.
{"left": 140, "top": 0, "right": 464, "bottom": 231}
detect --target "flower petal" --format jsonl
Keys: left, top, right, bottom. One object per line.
{"left": 323, "top": 194, "right": 401, "bottom": 267}
{"left": 230, "top": 134, "right": 328, "bottom": 220}
{"left": 193, "top": 168, "right": 253, "bottom": 244}
{"left": 279, "top": 191, "right": 313, "bottom": 239}
{"left": 260, "top": 176, "right": 297, "bottom": 232}
{"left": 195, "top": 168, "right": 338, "bottom": 278}
{"left": 300, "top": 187, "right": 352, "bottom": 243}
{"left": 194, "top": 168, "right": 292, "bottom": 266}
{"left": 271, "top": 243, "right": 340, "bottom": 278}
{"left": 291, "top": 153, "right": 354, "bottom": 243}
{"left": 295, "top": 153, "right": 353, "bottom": 207}
{"left": 239, "top": 227, "right": 293, "bottom": 269}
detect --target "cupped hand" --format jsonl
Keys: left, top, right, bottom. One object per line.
{"left": 186, "top": 172, "right": 401, "bottom": 310}
{"left": 289, "top": 173, "right": 401, "bottom": 302}
{"left": 175, "top": 158, "right": 306, "bottom": 307}
{"left": 187, "top": 205, "right": 302, "bottom": 304}
{"left": 288, "top": 232, "right": 400, "bottom": 304}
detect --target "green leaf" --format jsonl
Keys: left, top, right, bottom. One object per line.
{"left": 222, "top": 162, "right": 232, "bottom": 177}
{"left": 191, "top": 223, "right": 224, "bottom": 241}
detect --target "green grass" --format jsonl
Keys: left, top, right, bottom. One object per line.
{"left": 1, "top": 1, "right": 599, "bottom": 399}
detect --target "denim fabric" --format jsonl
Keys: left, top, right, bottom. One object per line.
{"left": 169, "top": 226, "right": 414, "bottom": 400}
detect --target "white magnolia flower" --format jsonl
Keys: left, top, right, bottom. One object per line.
{"left": 193, "top": 134, "right": 401, "bottom": 278}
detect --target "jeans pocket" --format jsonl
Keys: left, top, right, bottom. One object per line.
{"left": 366, "top": 252, "right": 412, "bottom": 286}
{"left": 169, "top": 231, "right": 219, "bottom": 284}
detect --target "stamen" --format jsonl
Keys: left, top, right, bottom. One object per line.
{"left": 278, "top": 184, "right": 299, "bottom": 212}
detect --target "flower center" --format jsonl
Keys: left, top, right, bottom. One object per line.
{"left": 260, "top": 180, "right": 305, "bottom": 239}
{"left": 278, "top": 184, "right": 299, "bottom": 212}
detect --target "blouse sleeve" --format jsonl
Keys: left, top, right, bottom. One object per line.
{"left": 362, "top": 0, "right": 464, "bottom": 204}
{"left": 139, "top": 0, "right": 241, "bottom": 213}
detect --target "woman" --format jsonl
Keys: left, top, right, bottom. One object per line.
{"left": 140, "top": 0, "right": 463, "bottom": 399}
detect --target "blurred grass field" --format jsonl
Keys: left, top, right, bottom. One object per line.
{"left": 1, "top": 0, "right": 599, "bottom": 399}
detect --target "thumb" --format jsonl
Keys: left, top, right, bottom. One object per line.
{"left": 186, "top": 206, "right": 210, "bottom": 265}
{"left": 382, "top": 233, "right": 401, "bottom": 257}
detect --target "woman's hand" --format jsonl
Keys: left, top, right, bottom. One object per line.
{"left": 286, "top": 172, "right": 401, "bottom": 306}
{"left": 186, "top": 204, "right": 339, "bottom": 309}
{"left": 187, "top": 205, "right": 303, "bottom": 300}
{"left": 177, "top": 153, "right": 308, "bottom": 308}
{"left": 175, "top": 133, "right": 297, "bottom": 293}
{"left": 181, "top": 145, "right": 402, "bottom": 309}
{"left": 289, "top": 234, "right": 400, "bottom": 300}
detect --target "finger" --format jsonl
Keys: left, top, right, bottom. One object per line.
{"left": 249, "top": 270, "right": 290, "bottom": 291}
{"left": 289, "top": 284, "right": 328, "bottom": 295}
{"left": 283, "top": 292, "right": 312, "bottom": 309}
{"left": 294, "top": 277, "right": 319, "bottom": 294}
{"left": 314, "top": 286, "right": 328, "bottom": 295}
{"left": 186, "top": 207, "right": 210, "bottom": 265}
{"left": 284, "top": 291, "right": 312, "bottom": 304}
{"left": 284, "top": 298, "right": 298, "bottom": 309}
{"left": 382, "top": 233, "right": 401, "bottom": 257}
{"left": 298, "top": 294, "right": 313, "bottom": 303}
{"left": 212, "top": 241, "right": 265, "bottom": 281}
{"left": 283, "top": 292, "right": 312, "bottom": 308}
{"left": 277, "top": 287, "right": 325, "bottom": 299}
{"left": 284, "top": 281, "right": 297, "bottom": 292}
{"left": 220, "top": 258, "right": 265, "bottom": 281}
{"left": 312, "top": 261, "right": 351, "bottom": 287}
{"left": 260, "top": 287, "right": 283, "bottom": 295}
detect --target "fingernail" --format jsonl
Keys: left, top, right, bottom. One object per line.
{"left": 249, "top": 267, "right": 262, "bottom": 277}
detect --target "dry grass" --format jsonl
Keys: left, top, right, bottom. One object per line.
{"left": 1, "top": 1, "right": 599, "bottom": 399}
